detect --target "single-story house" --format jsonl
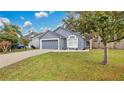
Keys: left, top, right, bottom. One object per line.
{"left": 25, "top": 27, "right": 86, "bottom": 50}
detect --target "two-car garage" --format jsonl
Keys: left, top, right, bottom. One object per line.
{"left": 40, "top": 39, "right": 59, "bottom": 50}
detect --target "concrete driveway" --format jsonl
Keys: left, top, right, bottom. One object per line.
{"left": 0, "top": 49, "right": 89, "bottom": 68}
{"left": 0, "top": 49, "right": 51, "bottom": 68}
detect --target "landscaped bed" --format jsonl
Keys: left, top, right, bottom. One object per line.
{"left": 0, "top": 49, "right": 124, "bottom": 80}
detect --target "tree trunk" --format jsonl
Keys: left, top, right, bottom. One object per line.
{"left": 103, "top": 44, "right": 108, "bottom": 65}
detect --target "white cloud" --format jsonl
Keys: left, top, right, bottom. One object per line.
{"left": 20, "top": 16, "right": 25, "bottom": 20}
{"left": 18, "top": 25, "right": 23, "bottom": 31}
{"left": 0, "top": 17, "right": 11, "bottom": 30}
{"left": 40, "top": 27, "right": 51, "bottom": 31}
{"left": 0, "top": 17, "right": 10, "bottom": 24}
{"left": 23, "top": 21, "right": 32, "bottom": 27}
{"left": 35, "top": 12, "right": 48, "bottom": 19}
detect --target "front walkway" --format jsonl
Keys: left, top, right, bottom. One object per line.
{"left": 0, "top": 49, "right": 89, "bottom": 68}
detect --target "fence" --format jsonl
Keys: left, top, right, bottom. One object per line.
{"left": 92, "top": 39, "right": 124, "bottom": 49}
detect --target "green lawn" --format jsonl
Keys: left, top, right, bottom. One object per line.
{"left": 0, "top": 49, "right": 124, "bottom": 80}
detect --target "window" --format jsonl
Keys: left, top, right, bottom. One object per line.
{"left": 67, "top": 35, "right": 78, "bottom": 48}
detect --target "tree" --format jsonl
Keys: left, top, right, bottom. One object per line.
{"left": 0, "top": 32, "right": 19, "bottom": 52}
{"left": 2, "top": 22, "right": 22, "bottom": 37}
{"left": 0, "top": 22, "right": 23, "bottom": 50}
{"left": 63, "top": 11, "right": 124, "bottom": 65}
{"left": 63, "top": 12, "right": 80, "bottom": 31}
{"left": 63, "top": 12, "right": 97, "bottom": 49}
{"left": 89, "top": 12, "right": 124, "bottom": 64}
{"left": 20, "top": 37, "right": 29, "bottom": 50}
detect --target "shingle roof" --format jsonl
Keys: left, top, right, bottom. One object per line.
{"left": 54, "top": 27, "right": 85, "bottom": 39}
{"left": 24, "top": 27, "right": 85, "bottom": 40}
{"left": 38, "top": 30, "right": 66, "bottom": 39}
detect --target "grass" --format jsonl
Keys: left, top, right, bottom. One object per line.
{"left": 0, "top": 49, "right": 124, "bottom": 80}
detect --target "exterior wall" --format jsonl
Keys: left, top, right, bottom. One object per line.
{"left": 78, "top": 37, "right": 85, "bottom": 50}
{"left": 29, "top": 37, "right": 40, "bottom": 48}
{"left": 59, "top": 38, "right": 66, "bottom": 50}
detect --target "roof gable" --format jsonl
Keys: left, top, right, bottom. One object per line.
{"left": 39, "top": 30, "right": 65, "bottom": 39}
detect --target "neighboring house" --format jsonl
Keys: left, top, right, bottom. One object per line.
{"left": 24, "top": 30, "right": 45, "bottom": 48}
{"left": 25, "top": 27, "right": 86, "bottom": 50}
{"left": 24, "top": 30, "right": 39, "bottom": 41}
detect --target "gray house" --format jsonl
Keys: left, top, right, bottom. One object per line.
{"left": 25, "top": 27, "right": 86, "bottom": 50}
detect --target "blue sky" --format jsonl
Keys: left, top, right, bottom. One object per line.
{"left": 0, "top": 11, "right": 66, "bottom": 35}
